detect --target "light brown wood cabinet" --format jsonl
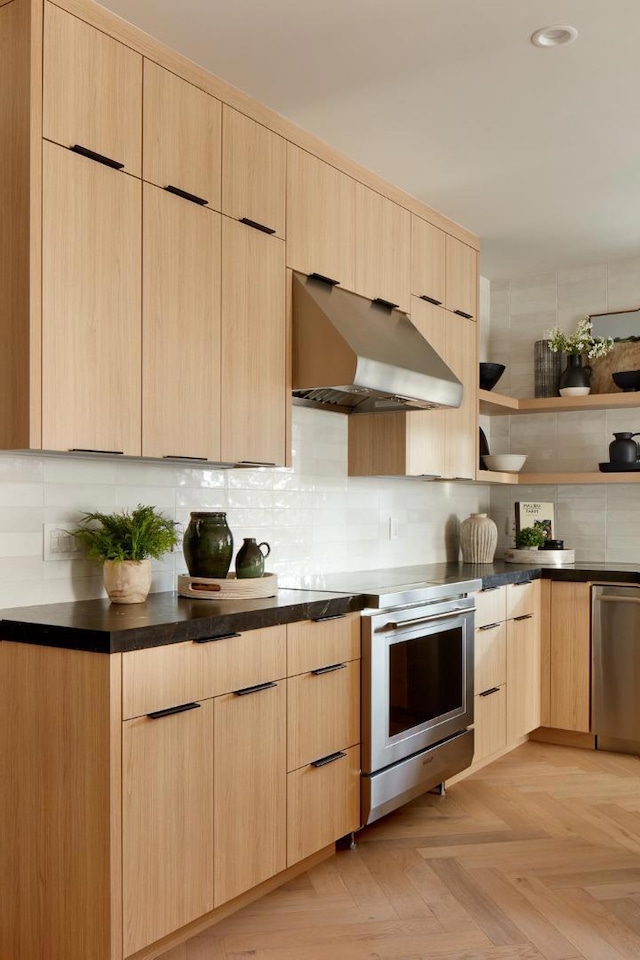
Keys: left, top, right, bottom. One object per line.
{"left": 143, "top": 59, "right": 221, "bottom": 208}
{"left": 43, "top": 1, "right": 142, "bottom": 175}
{"left": 348, "top": 297, "right": 476, "bottom": 480}
{"left": 474, "top": 621, "right": 507, "bottom": 695}
{"left": 42, "top": 140, "right": 142, "bottom": 455}
{"left": 142, "top": 184, "right": 222, "bottom": 461}
{"left": 222, "top": 106, "right": 286, "bottom": 237}
{"left": 473, "top": 686, "right": 507, "bottom": 764}
{"left": 355, "top": 183, "right": 411, "bottom": 312}
{"left": 507, "top": 612, "right": 541, "bottom": 741}
{"left": 548, "top": 581, "right": 591, "bottom": 733}
{"left": 221, "top": 217, "right": 287, "bottom": 466}
{"left": 286, "top": 144, "right": 356, "bottom": 289}
{"left": 445, "top": 235, "right": 477, "bottom": 320}
{"left": 122, "top": 701, "right": 215, "bottom": 956}
{"left": 411, "top": 215, "right": 446, "bottom": 305}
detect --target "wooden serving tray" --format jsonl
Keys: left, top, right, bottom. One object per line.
{"left": 178, "top": 572, "right": 278, "bottom": 600}
{"left": 504, "top": 548, "right": 575, "bottom": 566}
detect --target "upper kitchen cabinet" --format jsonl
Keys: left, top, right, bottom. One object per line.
{"left": 142, "top": 184, "right": 222, "bottom": 462}
{"left": 42, "top": 141, "right": 142, "bottom": 455}
{"left": 143, "top": 59, "right": 222, "bottom": 208}
{"left": 220, "top": 218, "right": 287, "bottom": 466}
{"left": 445, "top": 235, "right": 477, "bottom": 319}
{"left": 354, "top": 184, "right": 411, "bottom": 313}
{"left": 411, "top": 215, "right": 446, "bottom": 306}
{"left": 222, "top": 107, "right": 286, "bottom": 238}
{"left": 286, "top": 145, "right": 356, "bottom": 290}
{"left": 443, "top": 310, "right": 477, "bottom": 479}
{"left": 43, "top": 3, "right": 142, "bottom": 175}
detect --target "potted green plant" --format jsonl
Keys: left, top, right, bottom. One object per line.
{"left": 547, "top": 317, "right": 615, "bottom": 395}
{"left": 70, "top": 504, "right": 179, "bottom": 604}
{"left": 515, "top": 526, "right": 547, "bottom": 550}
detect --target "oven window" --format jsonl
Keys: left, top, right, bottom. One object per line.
{"left": 388, "top": 627, "right": 463, "bottom": 736}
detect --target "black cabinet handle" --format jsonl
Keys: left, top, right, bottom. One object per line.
{"left": 479, "top": 622, "right": 501, "bottom": 631}
{"left": 373, "top": 297, "right": 399, "bottom": 310}
{"left": 70, "top": 144, "right": 124, "bottom": 170}
{"left": 481, "top": 586, "right": 499, "bottom": 593}
{"left": 312, "top": 614, "right": 345, "bottom": 623}
{"left": 512, "top": 581, "right": 531, "bottom": 588}
{"left": 311, "top": 662, "right": 347, "bottom": 676}
{"left": 240, "top": 217, "right": 276, "bottom": 235}
{"left": 147, "top": 701, "right": 201, "bottom": 720}
{"left": 513, "top": 614, "right": 533, "bottom": 622}
{"left": 479, "top": 687, "right": 501, "bottom": 698}
{"left": 419, "top": 295, "right": 443, "bottom": 306}
{"left": 311, "top": 750, "right": 346, "bottom": 768}
{"left": 454, "top": 309, "right": 474, "bottom": 319}
{"left": 236, "top": 460, "right": 277, "bottom": 468}
{"left": 69, "top": 448, "right": 124, "bottom": 455}
{"left": 309, "top": 272, "right": 339, "bottom": 286}
{"left": 234, "top": 680, "right": 278, "bottom": 697}
{"left": 193, "top": 632, "right": 241, "bottom": 644}
{"left": 162, "top": 454, "right": 208, "bottom": 461}
{"left": 165, "top": 184, "right": 209, "bottom": 206}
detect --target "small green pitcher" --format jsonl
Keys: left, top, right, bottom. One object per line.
{"left": 235, "top": 538, "right": 271, "bottom": 579}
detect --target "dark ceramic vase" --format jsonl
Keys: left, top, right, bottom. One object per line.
{"left": 235, "top": 538, "right": 271, "bottom": 579}
{"left": 609, "top": 432, "right": 640, "bottom": 464}
{"left": 183, "top": 511, "right": 233, "bottom": 579}
{"left": 559, "top": 354, "right": 592, "bottom": 391}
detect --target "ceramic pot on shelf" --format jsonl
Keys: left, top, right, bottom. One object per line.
{"left": 609, "top": 432, "right": 640, "bottom": 464}
{"left": 235, "top": 538, "right": 271, "bottom": 579}
{"left": 183, "top": 511, "right": 233, "bottom": 578}
{"left": 459, "top": 513, "right": 498, "bottom": 563}
{"left": 559, "top": 355, "right": 592, "bottom": 396}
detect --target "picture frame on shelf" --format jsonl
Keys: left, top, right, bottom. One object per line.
{"left": 515, "top": 501, "right": 554, "bottom": 541}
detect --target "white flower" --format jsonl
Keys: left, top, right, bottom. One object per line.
{"left": 546, "top": 317, "right": 614, "bottom": 358}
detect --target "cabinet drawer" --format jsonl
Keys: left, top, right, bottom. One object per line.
{"left": 287, "top": 660, "right": 360, "bottom": 771}
{"left": 287, "top": 745, "right": 360, "bottom": 866}
{"left": 507, "top": 580, "right": 538, "bottom": 619}
{"left": 474, "top": 686, "right": 506, "bottom": 765}
{"left": 122, "top": 625, "right": 286, "bottom": 718}
{"left": 287, "top": 613, "right": 360, "bottom": 676}
{"left": 474, "top": 620, "right": 507, "bottom": 694}
{"left": 474, "top": 586, "right": 506, "bottom": 628}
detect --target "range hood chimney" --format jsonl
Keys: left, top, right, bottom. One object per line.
{"left": 292, "top": 272, "right": 462, "bottom": 414}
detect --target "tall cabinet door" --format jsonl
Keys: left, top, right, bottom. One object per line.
{"left": 213, "top": 681, "right": 286, "bottom": 906}
{"left": 404, "top": 297, "right": 446, "bottom": 477}
{"left": 222, "top": 106, "right": 286, "bottom": 237}
{"left": 42, "top": 141, "right": 142, "bottom": 455}
{"left": 507, "top": 613, "right": 541, "bottom": 741}
{"left": 43, "top": 2, "right": 142, "bottom": 175}
{"left": 355, "top": 184, "right": 411, "bottom": 313}
{"left": 411, "top": 215, "right": 446, "bottom": 306}
{"left": 444, "top": 312, "right": 477, "bottom": 480}
{"left": 142, "top": 185, "right": 222, "bottom": 461}
{"left": 221, "top": 218, "right": 287, "bottom": 466}
{"left": 122, "top": 701, "right": 214, "bottom": 956}
{"left": 445, "top": 236, "right": 477, "bottom": 320}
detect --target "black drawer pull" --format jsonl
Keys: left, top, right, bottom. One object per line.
{"left": 311, "top": 662, "right": 347, "bottom": 676}
{"left": 311, "top": 750, "right": 346, "bottom": 768}
{"left": 234, "top": 680, "right": 278, "bottom": 697}
{"left": 512, "top": 581, "right": 531, "bottom": 588}
{"left": 309, "top": 272, "right": 339, "bottom": 286}
{"left": 419, "top": 294, "right": 443, "bottom": 306}
{"left": 373, "top": 297, "right": 399, "bottom": 310}
{"left": 165, "top": 184, "right": 208, "bottom": 206}
{"left": 70, "top": 144, "right": 124, "bottom": 170}
{"left": 162, "top": 454, "right": 208, "bottom": 461}
{"left": 454, "top": 309, "right": 473, "bottom": 319}
{"left": 479, "top": 622, "right": 501, "bottom": 631}
{"left": 240, "top": 217, "right": 276, "bottom": 235}
{"left": 69, "top": 447, "right": 124, "bottom": 455}
{"left": 147, "top": 701, "right": 200, "bottom": 720}
{"left": 193, "top": 632, "right": 241, "bottom": 644}
{"left": 481, "top": 586, "right": 499, "bottom": 593}
{"left": 513, "top": 614, "right": 533, "bottom": 621}
{"left": 236, "top": 460, "right": 277, "bottom": 467}
{"left": 479, "top": 687, "right": 501, "bottom": 698}
{"left": 311, "top": 614, "right": 345, "bottom": 623}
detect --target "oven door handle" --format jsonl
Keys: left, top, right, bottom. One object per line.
{"left": 379, "top": 607, "right": 473, "bottom": 631}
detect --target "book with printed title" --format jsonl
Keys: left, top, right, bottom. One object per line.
{"left": 514, "top": 501, "right": 555, "bottom": 540}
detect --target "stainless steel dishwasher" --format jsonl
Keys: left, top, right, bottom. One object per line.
{"left": 592, "top": 584, "right": 640, "bottom": 755}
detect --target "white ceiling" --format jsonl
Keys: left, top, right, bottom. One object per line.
{"left": 100, "top": 0, "right": 640, "bottom": 279}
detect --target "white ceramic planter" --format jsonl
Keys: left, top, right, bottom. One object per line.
{"left": 103, "top": 559, "right": 152, "bottom": 603}
{"left": 459, "top": 513, "right": 497, "bottom": 563}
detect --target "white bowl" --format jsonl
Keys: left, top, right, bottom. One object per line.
{"left": 559, "top": 387, "right": 590, "bottom": 397}
{"left": 482, "top": 454, "right": 527, "bottom": 472}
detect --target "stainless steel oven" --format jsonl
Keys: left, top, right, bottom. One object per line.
{"left": 360, "top": 580, "right": 478, "bottom": 825}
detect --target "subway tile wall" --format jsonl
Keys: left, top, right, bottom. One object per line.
{"left": 0, "top": 405, "right": 488, "bottom": 609}
{"left": 487, "top": 257, "right": 640, "bottom": 563}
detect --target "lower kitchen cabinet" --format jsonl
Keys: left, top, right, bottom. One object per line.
{"left": 213, "top": 681, "right": 286, "bottom": 906}
{"left": 507, "top": 611, "right": 541, "bottom": 741}
{"left": 122, "top": 700, "right": 215, "bottom": 956}
{"left": 548, "top": 581, "right": 591, "bottom": 733}
{"left": 287, "top": 660, "right": 360, "bottom": 771}
{"left": 474, "top": 686, "right": 507, "bottom": 763}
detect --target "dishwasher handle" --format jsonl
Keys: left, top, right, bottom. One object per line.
{"left": 595, "top": 595, "right": 640, "bottom": 605}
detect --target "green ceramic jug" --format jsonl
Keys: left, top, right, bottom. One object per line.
{"left": 235, "top": 538, "right": 271, "bottom": 579}
{"left": 183, "top": 511, "right": 233, "bottom": 579}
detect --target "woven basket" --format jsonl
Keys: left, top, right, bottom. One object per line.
{"left": 178, "top": 572, "right": 278, "bottom": 600}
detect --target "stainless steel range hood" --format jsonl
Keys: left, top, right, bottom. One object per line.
{"left": 292, "top": 272, "right": 462, "bottom": 414}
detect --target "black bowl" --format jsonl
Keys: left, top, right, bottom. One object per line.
{"left": 612, "top": 370, "right": 640, "bottom": 392}
{"left": 479, "top": 362, "right": 506, "bottom": 391}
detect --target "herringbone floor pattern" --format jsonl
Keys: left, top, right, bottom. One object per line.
{"left": 159, "top": 742, "right": 640, "bottom": 959}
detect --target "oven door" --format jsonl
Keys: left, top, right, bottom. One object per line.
{"left": 361, "top": 602, "right": 474, "bottom": 774}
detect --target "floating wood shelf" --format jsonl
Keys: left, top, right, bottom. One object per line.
{"left": 479, "top": 389, "right": 640, "bottom": 416}
{"left": 477, "top": 470, "right": 640, "bottom": 486}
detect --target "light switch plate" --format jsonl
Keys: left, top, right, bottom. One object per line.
{"left": 43, "top": 523, "right": 84, "bottom": 562}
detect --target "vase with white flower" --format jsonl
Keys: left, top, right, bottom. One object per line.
{"left": 546, "top": 317, "right": 615, "bottom": 396}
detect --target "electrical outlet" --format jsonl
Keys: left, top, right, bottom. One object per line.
{"left": 43, "top": 523, "right": 84, "bottom": 562}
{"left": 388, "top": 516, "right": 399, "bottom": 540}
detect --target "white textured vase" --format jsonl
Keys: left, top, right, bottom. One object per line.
{"left": 459, "top": 513, "right": 498, "bottom": 563}
{"left": 103, "top": 559, "right": 152, "bottom": 604}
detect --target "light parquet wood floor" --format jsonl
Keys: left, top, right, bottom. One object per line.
{"left": 158, "top": 742, "right": 640, "bottom": 960}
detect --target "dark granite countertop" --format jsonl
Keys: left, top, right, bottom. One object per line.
{"left": 1, "top": 561, "right": 638, "bottom": 654}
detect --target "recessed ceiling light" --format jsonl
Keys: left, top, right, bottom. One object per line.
{"left": 531, "top": 25, "right": 578, "bottom": 47}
